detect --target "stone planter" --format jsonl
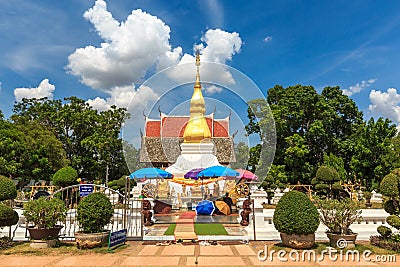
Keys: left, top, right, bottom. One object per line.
{"left": 327, "top": 233, "right": 358, "bottom": 248}
{"left": 75, "top": 230, "right": 111, "bottom": 249}
{"left": 280, "top": 232, "right": 315, "bottom": 249}
{"left": 27, "top": 225, "right": 63, "bottom": 240}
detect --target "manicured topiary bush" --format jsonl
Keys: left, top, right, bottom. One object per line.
{"left": 380, "top": 173, "right": 399, "bottom": 198}
{"left": 52, "top": 166, "right": 78, "bottom": 187}
{"left": 0, "top": 205, "right": 19, "bottom": 227}
{"left": 0, "top": 175, "right": 17, "bottom": 201}
{"left": 313, "top": 166, "right": 341, "bottom": 198}
{"left": 0, "top": 176, "right": 18, "bottom": 229}
{"left": 77, "top": 192, "right": 113, "bottom": 233}
{"left": 273, "top": 190, "right": 320, "bottom": 235}
{"left": 377, "top": 225, "right": 392, "bottom": 239}
{"left": 372, "top": 169, "right": 400, "bottom": 251}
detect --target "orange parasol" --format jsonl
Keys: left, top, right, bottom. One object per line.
{"left": 215, "top": 200, "right": 231, "bottom": 215}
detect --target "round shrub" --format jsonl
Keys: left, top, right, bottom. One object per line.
{"left": 384, "top": 200, "right": 399, "bottom": 215}
{"left": 316, "top": 166, "right": 340, "bottom": 183}
{"left": 0, "top": 204, "right": 19, "bottom": 227}
{"left": 386, "top": 215, "right": 400, "bottom": 230}
{"left": 380, "top": 173, "right": 399, "bottom": 198}
{"left": 52, "top": 166, "right": 78, "bottom": 187}
{"left": 377, "top": 225, "right": 392, "bottom": 239}
{"left": 273, "top": 190, "right": 320, "bottom": 235}
{"left": 0, "top": 175, "right": 17, "bottom": 201}
{"left": 77, "top": 192, "right": 113, "bottom": 233}
{"left": 363, "top": 191, "right": 372, "bottom": 200}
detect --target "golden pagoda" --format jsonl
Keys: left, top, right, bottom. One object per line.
{"left": 183, "top": 52, "right": 212, "bottom": 143}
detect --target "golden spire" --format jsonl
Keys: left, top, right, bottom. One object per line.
{"left": 183, "top": 51, "right": 211, "bottom": 143}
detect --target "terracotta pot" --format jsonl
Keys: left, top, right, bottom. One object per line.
{"left": 280, "top": 232, "right": 315, "bottom": 249}
{"left": 327, "top": 233, "right": 358, "bottom": 248}
{"left": 74, "top": 230, "right": 111, "bottom": 249}
{"left": 27, "top": 225, "right": 63, "bottom": 240}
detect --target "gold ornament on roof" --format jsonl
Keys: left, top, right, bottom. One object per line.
{"left": 183, "top": 51, "right": 212, "bottom": 143}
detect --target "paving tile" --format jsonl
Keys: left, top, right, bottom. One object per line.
{"left": 138, "top": 245, "right": 160, "bottom": 256}
{"left": 0, "top": 256, "right": 61, "bottom": 267}
{"left": 119, "top": 256, "right": 179, "bottom": 266}
{"left": 186, "top": 256, "right": 246, "bottom": 266}
{"left": 55, "top": 255, "right": 118, "bottom": 266}
{"left": 199, "top": 245, "right": 234, "bottom": 255}
{"left": 234, "top": 245, "right": 257, "bottom": 255}
{"left": 161, "top": 245, "right": 195, "bottom": 256}
{"left": 318, "top": 258, "right": 377, "bottom": 266}
{"left": 249, "top": 256, "right": 319, "bottom": 266}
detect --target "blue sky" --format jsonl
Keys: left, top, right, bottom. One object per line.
{"left": 1, "top": 0, "right": 400, "bottom": 145}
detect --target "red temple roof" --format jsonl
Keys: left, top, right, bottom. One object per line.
{"left": 144, "top": 114, "right": 230, "bottom": 138}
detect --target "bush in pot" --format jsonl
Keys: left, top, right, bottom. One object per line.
{"left": 23, "top": 197, "right": 67, "bottom": 240}
{"left": 317, "top": 198, "right": 362, "bottom": 247}
{"left": 75, "top": 192, "right": 113, "bottom": 249}
{"left": 273, "top": 190, "right": 320, "bottom": 249}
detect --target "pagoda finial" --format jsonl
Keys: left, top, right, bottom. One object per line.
{"left": 183, "top": 51, "right": 211, "bottom": 143}
{"left": 195, "top": 50, "right": 201, "bottom": 89}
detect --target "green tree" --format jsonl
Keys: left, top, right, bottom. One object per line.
{"left": 12, "top": 97, "right": 130, "bottom": 183}
{"left": 230, "top": 142, "right": 250, "bottom": 170}
{"left": 350, "top": 118, "right": 397, "bottom": 189}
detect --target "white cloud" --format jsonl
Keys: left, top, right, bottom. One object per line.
{"left": 67, "top": 0, "right": 242, "bottom": 97}
{"left": 14, "top": 79, "right": 55, "bottom": 101}
{"left": 67, "top": 0, "right": 177, "bottom": 90}
{"left": 369, "top": 88, "right": 400, "bottom": 124}
{"left": 343, "top": 79, "right": 376, "bottom": 96}
{"left": 264, "top": 36, "right": 272, "bottom": 43}
{"left": 163, "top": 29, "right": 242, "bottom": 85}
{"left": 205, "top": 85, "right": 223, "bottom": 94}
{"left": 87, "top": 85, "right": 158, "bottom": 112}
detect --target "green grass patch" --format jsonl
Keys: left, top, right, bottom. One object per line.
{"left": 163, "top": 223, "right": 228, "bottom": 235}
{"left": 164, "top": 224, "right": 177, "bottom": 235}
{"left": 194, "top": 223, "right": 228, "bottom": 235}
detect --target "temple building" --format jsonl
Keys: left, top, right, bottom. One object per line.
{"left": 140, "top": 53, "right": 236, "bottom": 170}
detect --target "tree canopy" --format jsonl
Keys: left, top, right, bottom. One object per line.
{"left": 246, "top": 84, "right": 397, "bottom": 188}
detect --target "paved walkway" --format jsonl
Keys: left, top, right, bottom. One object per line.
{"left": 0, "top": 241, "right": 398, "bottom": 267}
{"left": 174, "top": 212, "right": 197, "bottom": 241}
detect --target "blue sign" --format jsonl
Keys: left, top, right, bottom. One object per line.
{"left": 79, "top": 185, "right": 94, "bottom": 197}
{"left": 108, "top": 229, "right": 127, "bottom": 250}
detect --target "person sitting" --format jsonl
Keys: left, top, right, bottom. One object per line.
{"left": 222, "top": 193, "right": 233, "bottom": 213}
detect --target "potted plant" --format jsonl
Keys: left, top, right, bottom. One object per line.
{"left": 317, "top": 198, "right": 362, "bottom": 248}
{"left": 273, "top": 190, "right": 320, "bottom": 249}
{"left": 75, "top": 192, "right": 113, "bottom": 249}
{"left": 23, "top": 197, "right": 67, "bottom": 240}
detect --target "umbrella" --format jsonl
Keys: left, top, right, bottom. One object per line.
{"left": 198, "top": 166, "right": 239, "bottom": 178}
{"left": 215, "top": 200, "right": 230, "bottom": 215}
{"left": 236, "top": 169, "right": 258, "bottom": 180}
{"left": 129, "top": 168, "right": 173, "bottom": 179}
{"left": 184, "top": 168, "right": 205, "bottom": 179}
{"left": 195, "top": 200, "right": 215, "bottom": 215}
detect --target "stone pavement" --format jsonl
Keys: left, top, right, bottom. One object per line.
{"left": 0, "top": 241, "right": 398, "bottom": 267}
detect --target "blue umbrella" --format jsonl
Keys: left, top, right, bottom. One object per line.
{"left": 198, "top": 166, "right": 239, "bottom": 178}
{"left": 195, "top": 200, "right": 215, "bottom": 215}
{"left": 129, "top": 168, "right": 173, "bottom": 179}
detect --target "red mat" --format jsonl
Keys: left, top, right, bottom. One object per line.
{"left": 179, "top": 211, "right": 196, "bottom": 219}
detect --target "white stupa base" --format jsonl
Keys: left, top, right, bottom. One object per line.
{"left": 165, "top": 142, "right": 221, "bottom": 177}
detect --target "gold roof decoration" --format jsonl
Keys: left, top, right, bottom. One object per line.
{"left": 183, "top": 51, "right": 212, "bottom": 143}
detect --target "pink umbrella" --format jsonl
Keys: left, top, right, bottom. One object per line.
{"left": 235, "top": 169, "right": 258, "bottom": 180}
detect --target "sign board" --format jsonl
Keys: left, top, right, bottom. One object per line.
{"left": 79, "top": 185, "right": 94, "bottom": 197}
{"left": 108, "top": 229, "right": 127, "bottom": 250}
